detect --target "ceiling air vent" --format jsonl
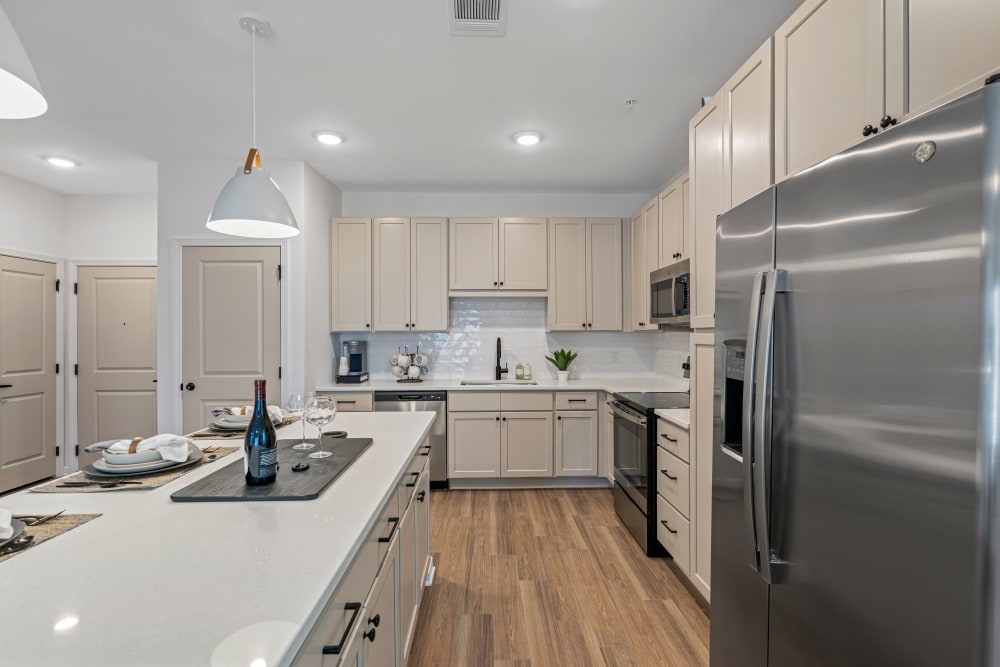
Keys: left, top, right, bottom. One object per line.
{"left": 449, "top": 0, "right": 507, "bottom": 36}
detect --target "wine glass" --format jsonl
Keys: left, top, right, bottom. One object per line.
{"left": 306, "top": 396, "right": 337, "bottom": 459}
{"left": 287, "top": 392, "right": 316, "bottom": 450}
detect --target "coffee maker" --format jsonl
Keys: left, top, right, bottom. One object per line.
{"left": 336, "top": 340, "right": 369, "bottom": 384}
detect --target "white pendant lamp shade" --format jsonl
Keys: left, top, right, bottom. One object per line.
{"left": 207, "top": 159, "right": 300, "bottom": 239}
{"left": 0, "top": 5, "right": 47, "bottom": 118}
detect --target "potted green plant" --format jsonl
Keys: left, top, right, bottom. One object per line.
{"left": 545, "top": 348, "right": 578, "bottom": 384}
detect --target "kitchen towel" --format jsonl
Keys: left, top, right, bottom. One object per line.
{"left": 103, "top": 434, "right": 192, "bottom": 462}
{"left": 0, "top": 509, "right": 11, "bottom": 540}
{"left": 212, "top": 405, "right": 284, "bottom": 423}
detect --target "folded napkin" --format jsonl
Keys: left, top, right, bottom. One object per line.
{"left": 0, "top": 509, "right": 11, "bottom": 540}
{"left": 212, "top": 405, "right": 284, "bottom": 423}
{"left": 104, "top": 434, "right": 191, "bottom": 462}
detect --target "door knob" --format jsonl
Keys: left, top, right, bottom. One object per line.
{"left": 185, "top": 382, "right": 196, "bottom": 391}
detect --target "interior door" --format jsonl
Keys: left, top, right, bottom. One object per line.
{"left": 0, "top": 254, "right": 57, "bottom": 492}
{"left": 77, "top": 266, "right": 157, "bottom": 466}
{"left": 181, "top": 246, "right": 280, "bottom": 435}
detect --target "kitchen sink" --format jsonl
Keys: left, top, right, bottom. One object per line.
{"left": 459, "top": 380, "right": 539, "bottom": 386}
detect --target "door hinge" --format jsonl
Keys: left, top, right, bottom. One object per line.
{"left": 56, "top": 363, "right": 60, "bottom": 374}
{"left": 74, "top": 364, "right": 79, "bottom": 376}
{"left": 73, "top": 282, "right": 78, "bottom": 295}
{"left": 278, "top": 366, "right": 282, "bottom": 379}
{"left": 75, "top": 445, "right": 80, "bottom": 457}
{"left": 277, "top": 264, "right": 282, "bottom": 281}
{"left": 55, "top": 278, "right": 60, "bottom": 292}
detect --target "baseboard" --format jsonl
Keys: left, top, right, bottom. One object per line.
{"left": 447, "top": 477, "right": 613, "bottom": 490}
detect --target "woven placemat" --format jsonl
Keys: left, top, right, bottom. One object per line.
{"left": 30, "top": 447, "right": 240, "bottom": 494}
{"left": 0, "top": 513, "right": 100, "bottom": 564}
{"left": 186, "top": 416, "right": 300, "bottom": 440}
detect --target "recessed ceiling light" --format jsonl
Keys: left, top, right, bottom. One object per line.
{"left": 513, "top": 131, "right": 542, "bottom": 146}
{"left": 53, "top": 616, "right": 79, "bottom": 631}
{"left": 43, "top": 156, "right": 79, "bottom": 168}
{"left": 312, "top": 131, "right": 344, "bottom": 145}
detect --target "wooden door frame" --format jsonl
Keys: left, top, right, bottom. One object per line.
{"left": 0, "top": 247, "right": 66, "bottom": 478}
{"left": 163, "top": 238, "right": 288, "bottom": 435}
{"left": 67, "top": 259, "right": 156, "bottom": 473}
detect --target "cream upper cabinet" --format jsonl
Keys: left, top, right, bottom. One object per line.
{"left": 643, "top": 198, "right": 659, "bottom": 282}
{"left": 689, "top": 331, "right": 715, "bottom": 601}
{"left": 774, "top": 0, "right": 885, "bottom": 181}
{"left": 548, "top": 218, "right": 622, "bottom": 331}
{"left": 723, "top": 39, "right": 774, "bottom": 209}
{"left": 658, "top": 171, "right": 688, "bottom": 267}
{"left": 450, "top": 217, "right": 547, "bottom": 292}
{"left": 689, "top": 90, "right": 724, "bottom": 330}
{"left": 499, "top": 218, "right": 548, "bottom": 290}
{"left": 629, "top": 201, "right": 657, "bottom": 331}
{"left": 373, "top": 218, "right": 448, "bottom": 332}
{"left": 885, "top": 0, "right": 1000, "bottom": 119}
{"left": 330, "top": 217, "right": 372, "bottom": 332}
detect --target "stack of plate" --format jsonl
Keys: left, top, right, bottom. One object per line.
{"left": 0, "top": 519, "right": 25, "bottom": 551}
{"left": 85, "top": 444, "right": 204, "bottom": 479}
{"left": 210, "top": 412, "right": 282, "bottom": 432}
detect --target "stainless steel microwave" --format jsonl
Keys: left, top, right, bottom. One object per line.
{"left": 650, "top": 258, "right": 691, "bottom": 326}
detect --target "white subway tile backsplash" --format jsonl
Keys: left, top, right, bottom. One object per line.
{"left": 332, "top": 297, "right": 690, "bottom": 385}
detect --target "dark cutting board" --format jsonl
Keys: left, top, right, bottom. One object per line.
{"left": 170, "top": 437, "right": 373, "bottom": 502}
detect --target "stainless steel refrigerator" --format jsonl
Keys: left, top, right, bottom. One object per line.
{"left": 710, "top": 76, "right": 1000, "bottom": 667}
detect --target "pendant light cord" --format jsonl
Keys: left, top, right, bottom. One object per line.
{"left": 251, "top": 27, "right": 257, "bottom": 149}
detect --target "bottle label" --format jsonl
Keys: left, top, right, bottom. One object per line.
{"left": 247, "top": 448, "right": 278, "bottom": 479}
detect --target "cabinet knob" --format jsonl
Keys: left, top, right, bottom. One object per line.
{"left": 502, "top": 417, "right": 507, "bottom": 422}
{"left": 862, "top": 124, "right": 878, "bottom": 137}
{"left": 494, "top": 281, "right": 498, "bottom": 286}
{"left": 363, "top": 628, "right": 377, "bottom": 642}
{"left": 365, "top": 323, "right": 370, "bottom": 328}
{"left": 410, "top": 323, "right": 415, "bottom": 328}
{"left": 496, "top": 416, "right": 500, "bottom": 421}
{"left": 582, "top": 323, "right": 587, "bottom": 328}
{"left": 500, "top": 281, "right": 504, "bottom": 286}
{"left": 639, "top": 322, "right": 645, "bottom": 327}
{"left": 417, "top": 490, "right": 426, "bottom": 502}
{"left": 588, "top": 323, "right": 592, "bottom": 327}
{"left": 879, "top": 115, "right": 898, "bottom": 129}
{"left": 368, "top": 614, "right": 381, "bottom": 628}
{"left": 557, "top": 415, "right": 562, "bottom": 420}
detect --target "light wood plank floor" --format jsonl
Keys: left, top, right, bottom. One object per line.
{"left": 408, "top": 488, "right": 709, "bottom": 667}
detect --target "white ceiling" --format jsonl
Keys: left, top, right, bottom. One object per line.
{"left": 0, "top": 0, "right": 800, "bottom": 196}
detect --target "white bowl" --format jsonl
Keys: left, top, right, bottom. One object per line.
{"left": 103, "top": 448, "right": 163, "bottom": 465}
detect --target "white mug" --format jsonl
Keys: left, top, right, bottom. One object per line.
{"left": 413, "top": 354, "right": 427, "bottom": 366}
{"left": 392, "top": 365, "right": 404, "bottom": 377}
{"left": 407, "top": 365, "right": 421, "bottom": 378}
{"left": 390, "top": 354, "right": 399, "bottom": 366}
{"left": 397, "top": 354, "right": 411, "bottom": 368}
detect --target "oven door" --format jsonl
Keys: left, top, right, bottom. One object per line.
{"left": 612, "top": 401, "right": 649, "bottom": 512}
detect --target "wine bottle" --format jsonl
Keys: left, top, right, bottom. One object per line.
{"left": 245, "top": 379, "right": 278, "bottom": 485}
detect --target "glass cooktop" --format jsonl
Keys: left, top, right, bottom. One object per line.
{"left": 613, "top": 391, "right": 690, "bottom": 413}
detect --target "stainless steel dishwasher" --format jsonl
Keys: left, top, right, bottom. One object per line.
{"left": 373, "top": 391, "right": 448, "bottom": 488}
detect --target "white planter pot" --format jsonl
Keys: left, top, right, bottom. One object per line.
{"left": 556, "top": 370, "right": 570, "bottom": 384}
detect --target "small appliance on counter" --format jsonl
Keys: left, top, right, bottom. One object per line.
{"left": 336, "top": 340, "right": 369, "bottom": 384}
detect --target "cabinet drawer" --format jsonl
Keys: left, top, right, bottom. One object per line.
{"left": 656, "top": 494, "right": 691, "bottom": 575}
{"left": 317, "top": 392, "right": 373, "bottom": 412}
{"left": 656, "top": 446, "right": 690, "bottom": 518}
{"left": 398, "top": 445, "right": 429, "bottom": 511}
{"left": 656, "top": 417, "right": 690, "bottom": 462}
{"left": 554, "top": 391, "right": 598, "bottom": 410}
{"left": 500, "top": 391, "right": 553, "bottom": 411}
{"left": 375, "top": 490, "right": 400, "bottom": 567}
{"left": 449, "top": 391, "right": 501, "bottom": 411}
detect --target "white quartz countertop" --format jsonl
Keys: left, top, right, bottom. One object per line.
{"left": 654, "top": 408, "right": 691, "bottom": 430}
{"left": 0, "top": 412, "right": 434, "bottom": 667}
{"left": 315, "top": 375, "right": 689, "bottom": 395}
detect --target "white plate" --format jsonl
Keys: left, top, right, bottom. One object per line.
{"left": 103, "top": 449, "right": 163, "bottom": 465}
{"left": 92, "top": 456, "right": 180, "bottom": 474}
{"left": 222, "top": 414, "right": 251, "bottom": 424}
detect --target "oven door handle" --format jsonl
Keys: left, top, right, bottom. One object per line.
{"left": 611, "top": 401, "right": 647, "bottom": 427}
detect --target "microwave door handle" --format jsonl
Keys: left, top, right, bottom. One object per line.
{"left": 743, "top": 271, "right": 765, "bottom": 573}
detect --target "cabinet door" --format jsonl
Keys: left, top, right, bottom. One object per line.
{"left": 397, "top": 500, "right": 418, "bottom": 664}
{"left": 372, "top": 218, "right": 411, "bottom": 332}
{"left": 629, "top": 212, "right": 648, "bottom": 330}
{"left": 555, "top": 411, "right": 597, "bottom": 476}
{"left": 447, "top": 412, "right": 501, "bottom": 477}
{"left": 886, "top": 0, "right": 1000, "bottom": 119}
{"left": 365, "top": 536, "right": 398, "bottom": 667}
{"left": 689, "top": 332, "right": 715, "bottom": 601}
{"left": 449, "top": 218, "right": 497, "bottom": 290}
{"left": 586, "top": 218, "right": 623, "bottom": 331}
{"left": 414, "top": 470, "right": 431, "bottom": 604}
{"left": 330, "top": 218, "right": 372, "bottom": 332}
{"left": 680, "top": 175, "right": 691, "bottom": 259}
{"left": 500, "top": 412, "right": 553, "bottom": 477}
{"left": 689, "top": 91, "right": 724, "bottom": 329}
{"left": 499, "top": 218, "right": 548, "bottom": 290}
{"left": 723, "top": 38, "right": 774, "bottom": 210}
{"left": 658, "top": 181, "right": 683, "bottom": 267}
{"left": 643, "top": 198, "right": 659, "bottom": 285}
{"left": 604, "top": 403, "right": 615, "bottom": 481}
{"left": 410, "top": 218, "right": 449, "bottom": 331}
{"left": 547, "top": 218, "right": 588, "bottom": 331}
{"left": 774, "top": 0, "right": 884, "bottom": 180}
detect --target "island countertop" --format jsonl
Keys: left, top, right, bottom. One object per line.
{"left": 0, "top": 411, "right": 434, "bottom": 667}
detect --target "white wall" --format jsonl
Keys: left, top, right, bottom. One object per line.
{"left": 0, "top": 172, "right": 67, "bottom": 258}
{"left": 302, "top": 164, "right": 342, "bottom": 390}
{"left": 64, "top": 194, "right": 157, "bottom": 260}
{"left": 342, "top": 191, "right": 651, "bottom": 218}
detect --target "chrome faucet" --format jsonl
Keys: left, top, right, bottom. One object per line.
{"left": 495, "top": 337, "right": 508, "bottom": 380}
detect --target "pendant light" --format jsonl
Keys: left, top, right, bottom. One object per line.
{"left": 207, "top": 14, "right": 299, "bottom": 239}
{"left": 0, "top": 4, "right": 47, "bottom": 118}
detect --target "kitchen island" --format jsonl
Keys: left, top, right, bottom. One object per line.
{"left": 0, "top": 411, "right": 434, "bottom": 667}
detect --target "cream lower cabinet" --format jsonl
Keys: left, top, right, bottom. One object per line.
{"left": 547, "top": 218, "right": 622, "bottom": 332}
{"left": 372, "top": 218, "right": 448, "bottom": 332}
{"left": 501, "top": 412, "right": 554, "bottom": 477}
{"left": 688, "top": 331, "right": 715, "bottom": 601}
{"left": 331, "top": 218, "right": 372, "bottom": 332}
{"left": 365, "top": 532, "right": 398, "bottom": 667}
{"left": 554, "top": 411, "right": 597, "bottom": 476}
{"left": 398, "top": 466, "right": 430, "bottom": 664}
{"left": 448, "top": 412, "right": 502, "bottom": 477}
{"left": 602, "top": 395, "right": 615, "bottom": 482}
{"left": 449, "top": 218, "right": 547, "bottom": 293}
{"left": 316, "top": 392, "right": 373, "bottom": 413}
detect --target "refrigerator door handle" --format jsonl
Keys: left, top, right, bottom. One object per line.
{"left": 743, "top": 271, "right": 765, "bottom": 572}
{"left": 753, "top": 268, "right": 786, "bottom": 584}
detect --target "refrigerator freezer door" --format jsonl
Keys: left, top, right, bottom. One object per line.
{"left": 710, "top": 187, "right": 775, "bottom": 667}
{"left": 767, "top": 89, "right": 985, "bottom": 666}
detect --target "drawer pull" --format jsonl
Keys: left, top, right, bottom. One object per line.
{"left": 405, "top": 471, "right": 419, "bottom": 487}
{"left": 660, "top": 520, "right": 678, "bottom": 535}
{"left": 419, "top": 445, "right": 431, "bottom": 456}
{"left": 378, "top": 516, "right": 399, "bottom": 543}
{"left": 660, "top": 469, "right": 677, "bottom": 481}
{"left": 660, "top": 433, "right": 678, "bottom": 443}
{"left": 337, "top": 400, "right": 356, "bottom": 405}
{"left": 321, "top": 602, "right": 363, "bottom": 655}
{"left": 568, "top": 399, "right": 587, "bottom": 403}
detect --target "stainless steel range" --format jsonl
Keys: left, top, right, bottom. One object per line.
{"left": 611, "top": 391, "right": 689, "bottom": 555}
